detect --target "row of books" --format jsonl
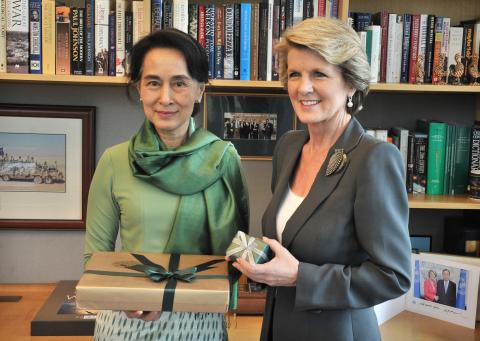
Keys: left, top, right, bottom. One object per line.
{"left": 350, "top": 11, "right": 480, "bottom": 85}
{"left": 0, "top": 0, "right": 341, "bottom": 78}
{"left": 366, "top": 120, "right": 479, "bottom": 197}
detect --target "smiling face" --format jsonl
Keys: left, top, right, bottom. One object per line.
{"left": 137, "top": 47, "right": 205, "bottom": 140}
{"left": 286, "top": 47, "right": 353, "bottom": 127}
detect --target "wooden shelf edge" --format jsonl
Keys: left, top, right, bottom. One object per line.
{"left": 408, "top": 194, "right": 480, "bottom": 209}
{"left": 370, "top": 83, "right": 480, "bottom": 93}
{"left": 0, "top": 73, "right": 128, "bottom": 85}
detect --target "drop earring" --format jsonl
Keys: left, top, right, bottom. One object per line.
{"left": 347, "top": 95, "right": 353, "bottom": 108}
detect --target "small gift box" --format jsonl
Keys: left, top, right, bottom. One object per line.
{"left": 226, "top": 231, "right": 270, "bottom": 265}
{"left": 76, "top": 252, "right": 230, "bottom": 313}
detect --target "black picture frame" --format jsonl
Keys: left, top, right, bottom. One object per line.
{"left": 0, "top": 104, "right": 95, "bottom": 229}
{"left": 204, "top": 93, "right": 295, "bottom": 160}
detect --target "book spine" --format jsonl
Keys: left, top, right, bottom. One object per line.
{"left": 266, "top": 0, "right": 273, "bottom": 81}
{"left": 205, "top": 4, "right": 215, "bottom": 79}
{"left": 426, "top": 122, "right": 447, "bottom": 195}
{"left": 408, "top": 14, "right": 420, "bottom": 84}
{"left": 293, "top": 0, "right": 303, "bottom": 25}
{"left": 70, "top": 8, "right": 81, "bottom": 75}
{"left": 116, "top": 0, "right": 126, "bottom": 76}
{"left": 431, "top": 16, "right": 443, "bottom": 84}
{"left": 239, "top": 3, "right": 251, "bottom": 80}
{"left": 423, "top": 14, "right": 435, "bottom": 84}
{"left": 372, "top": 11, "right": 389, "bottom": 83}
{"left": 188, "top": 3, "right": 198, "bottom": 40}
{"left": 95, "top": 0, "right": 109, "bottom": 76}
{"left": 331, "top": 0, "right": 338, "bottom": 18}
{"left": 385, "top": 13, "right": 397, "bottom": 83}
{"left": 400, "top": 14, "right": 411, "bottom": 83}
{"left": 469, "top": 125, "right": 480, "bottom": 199}
{"left": 56, "top": 6, "right": 70, "bottom": 75}
{"left": 413, "top": 133, "right": 428, "bottom": 194}
{"left": 223, "top": 4, "right": 234, "bottom": 80}
{"left": 78, "top": 8, "right": 85, "bottom": 75}
{"left": 442, "top": 124, "right": 453, "bottom": 194}
{"left": 173, "top": 0, "right": 188, "bottom": 33}
{"left": 416, "top": 14, "right": 428, "bottom": 83}
{"left": 151, "top": 0, "right": 163, "bottom": 32}
{"left": 198, "top": 5, "right": 205, "bottom": 49}
{"left": 29, "top": 0, "right": 42, "bottom": 74}
{"left": 6, "top": 0, "right": 29, "bottom": 73}
{"left": 84, "top": 0, "right": 94, "bottom": 76}
{"left": 250, "top": 3, "right": 259, "bottom": 80}
{"left": 285, "top": 0, "right": 293, "bottom": 29}
{"left": 272, "top": 0, "right": 280, "bottom": 81}
{"left": 108, "top": 10, "right": 115, "bottom": 76}
{"left": 462, "top": 22, "right": 474, "bottom": 84}
{"left": 257, "top": 2, "right": 268, "bottom": 80}
{"left": 162, "top": 0, "right": 172, "bottom": 29}
{"left": 233, "top": 3, "right": 240, "bottom": 80}
{"left": 132, "top": 1, "right": 144, "bottom": 44}
{"left": 0, "top": 0, "right": 6, "bottom": 72}
{"left": 406, "top": 132, "right": 414, "bottom": 193}
{"left": 452, "top": 126, "right": 471, "bottom": 195}
{"left": 303, "top": 0, "right": 313, "bottom": 19}
{"left": 318, "top": 0, "right": 326, "bottom": 17}
{"left": 124, "top": 8, "right": 133, "bottom": 75}
{"left": 446, "top": 26, "right": 463, "bottom": 85}
{"left": 279, "top": 0, "right": 286, "bottom": 34}
{"left": 440, "top": 17, "right": 450, "bottom": 84}
{"left": 214, "top": 5, "right": 224, "bottom": 79}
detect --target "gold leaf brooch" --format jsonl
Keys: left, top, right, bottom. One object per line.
{"left": 325, "top": 149, "right": 347, "bottom": 176}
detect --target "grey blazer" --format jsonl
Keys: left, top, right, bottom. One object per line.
{"left": 260, "top": 118, "right": 411, "bottom": 341}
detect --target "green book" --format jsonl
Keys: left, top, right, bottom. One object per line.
{"left": 426, "top": 122, "right": 447, "bottom": 195}
{"left": 443, "top": 124, "right": 453, "bottom": 194}
{"left": 451, "top": 125, "right": 471, "bottom": 194}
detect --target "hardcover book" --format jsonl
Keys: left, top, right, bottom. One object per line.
{"left": 55, "top": 5, "right": 70, "bottom": 75}
{"left": 6, "top": 0, "right": 29, "bottom": 73}
{"left": 29, "top": 0, "right": 42, "bottom": 73}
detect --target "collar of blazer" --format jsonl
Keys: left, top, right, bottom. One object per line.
{"left": 266, "top": 117, "right": 365, "bottom": 249}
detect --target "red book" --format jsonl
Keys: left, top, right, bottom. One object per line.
{"left": 318, "top": 0, "right": 326, "bottom": 17}
{"left": 198, "top": 5, "right": 206, "bottom": 49}
{"left": 372, "top": 10, "right": 390, "bottom": 83}
{"left": 408, "top": 14, "right": 420, "bottom": 84}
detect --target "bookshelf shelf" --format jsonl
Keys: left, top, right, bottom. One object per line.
{"left": 3, "top": 74, "right": 480, "bottom": 94}
{"left": 0, "top": 73, "right": 128, "bottom": 86}
{"left": 408, "top": 194, "right": 480, "bottom": 209}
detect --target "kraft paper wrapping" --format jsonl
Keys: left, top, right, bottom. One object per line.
{"left": 76, "top": 252, "right": 230, "bottom": 313}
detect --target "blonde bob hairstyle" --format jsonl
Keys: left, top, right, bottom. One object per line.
{"left": 276, "top": 17, "right": 370, "bottom": 115}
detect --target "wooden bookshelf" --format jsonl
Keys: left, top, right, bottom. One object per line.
{"left": 408, "top": 194, "right": 480, "bottom": 209}
{"left": 0, "top": 73, "right": 128, "bottom": 86}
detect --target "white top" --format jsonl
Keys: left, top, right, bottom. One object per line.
{"left": 276, "top": 185, "right": 305, "bottom": 244}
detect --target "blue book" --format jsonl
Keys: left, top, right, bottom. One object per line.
{"left": 151, "top": 0, "right": 163, "bottom": 32}
{"left": 85, "top": 0, "right": 95, "bottom": 76}
{"left": 29, "top": 0, "right": 42, "bottom": 74}
{"left": 240, "top": 3, "right": 251, "bottom": 80}
{"left": 205, "top": 4, "right": 215, "bottom": 79}
{"left": 400, "top": 14, "right": 412, "bottom": 83}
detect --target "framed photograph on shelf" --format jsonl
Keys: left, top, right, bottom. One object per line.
{"left": 0, "top": 104, "right": 95, "bottom": 229}
{"left": 204, "top": 93, "right": 295, "bottom": 160}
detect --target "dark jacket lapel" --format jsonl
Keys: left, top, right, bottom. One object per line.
{"left": 281, "top": 117, "right": 365, "bottom": 249}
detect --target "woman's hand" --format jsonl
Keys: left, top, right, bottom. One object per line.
{"left": 231, "top": 237, "right": 299, "bottom": 287}
{"left": 123, "top": 311, "right": 162, "bottom": 322}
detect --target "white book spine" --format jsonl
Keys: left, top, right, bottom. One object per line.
{"left": 223, "top": 4, "right": 234, "bottom": 79}
{"left": 0, "top": 0, "right": 6, "bottom": 72}
{"left": 132, "top": 1, "right": 144, "bottom": 44}
{"left": 386, "top": 13, "right": 397, "bottom": 83}
{"left": 95, "top": 0, "right": 109, "bottom": 76}
{"left": 313, "top": 0, "right": 318, "bottom": 18}
{"left": 95, "top": 0, "right": 110, "bottom": 25}
{"left": 293, "top": 0, "right": 303, "bottom": 25}
{"left": 116, "top": 0, "right": 126, "bottom": 76}
{"left": 366, "top": 25, "right": 381, "bottom": 83}
{"left": 447, "top": 27, "right": 464, "bottom": 71}
{"left": 416, "top": 14, "right": 428, "bottom": 83}
{"left": 393, "top": 15, "right": 403, "bottom": 83}
{"left": 266, "top": 0, "right": 273, "bottom": 81}
{"left": 357, "top": 31, "right": 367, "bottom": 52}
{"left": 375, "top": 129, "right": 388, "bottom": 142}
{"left": 173, "top": 0, "right": 188, "bottom": 34}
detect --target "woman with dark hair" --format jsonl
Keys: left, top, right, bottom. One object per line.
{"left": 84, "top": 29, "right": 249, "bottom": 340}
{"left": 232, "top": 17, "right": 411, "bottom": 340}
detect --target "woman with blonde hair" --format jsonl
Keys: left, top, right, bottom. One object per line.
{"left": 232, "top": 17, "right": 411, "bottom": 340}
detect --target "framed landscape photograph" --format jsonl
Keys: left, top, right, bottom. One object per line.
{"left": 0, "top": 104, "right": 95, "bottom": 229}
{"left": 204, "top": 93, "right": 295, "bottom": 160}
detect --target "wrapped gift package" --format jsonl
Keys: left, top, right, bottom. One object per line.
{"left": 226, "top": 231, "right": 270, "bottom": 265}
{"left": 76, "top": 252, "right": 230, "bottom": 313}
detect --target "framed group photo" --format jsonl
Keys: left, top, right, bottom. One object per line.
{"left": 0, "top": 104, "right": 95, "bottom": 229}
{"left": 204, "top": 93, "right": 296, "bottom": 160}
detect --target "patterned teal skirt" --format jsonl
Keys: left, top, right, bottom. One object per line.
{"left": 94, "top": 310, "right": 228, "bottom": 341}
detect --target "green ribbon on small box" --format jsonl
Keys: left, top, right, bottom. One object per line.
{"left": 84, "top": 253, "right": 227, "bottom": 312}
{"left": 226, "top": 231, "right": 270, "bottom": 265}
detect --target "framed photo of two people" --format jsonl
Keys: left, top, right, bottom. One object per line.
{"left": 204, "top": 93, "right": 296, "bottom": 160}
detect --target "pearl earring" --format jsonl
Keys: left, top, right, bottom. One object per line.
{"left": 347, "top": 96, "right": 353, "bottom": 108}
{"left": 139, "top": 98, "right": 143, "bottom": 102}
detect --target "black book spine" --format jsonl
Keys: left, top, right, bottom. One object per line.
{"left": 406, "top": 132, "right": 415, "bottom": 193}
{"left": 70, "top": 8, "right": 82, "bottom": 75}
{"left": 125, "top": 10, "right": 133, "bottom": 74}
{"left": 285, "top": 0, "right": 293, "bottom": 29}
{"left": 188, "top": 4, "right": 198, "bottom": 40}
{"left": 303, "top": 0, "right": 313, "bottom": 19}
{"left": 108, "top": 10, "right": 116, "bottom": 76}
{"left": 413, "top": 133, "right": 428, "bottom": 194}
{"left": 423, "top": 14, "right": 435, "bottom": 83}
{"left": 257, "top": 1, "right": 268, "bottom": 80}
{"left": 163, "top": 0, "right": 173, "bottom": 29}
{"left": 469, "top": 125, "right": 480, "bottom": 198}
